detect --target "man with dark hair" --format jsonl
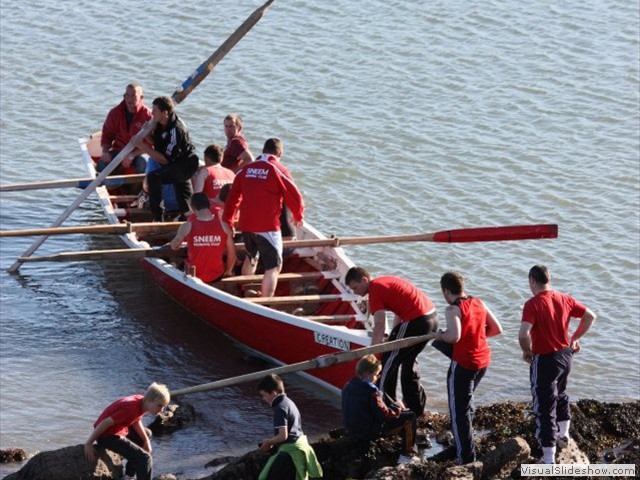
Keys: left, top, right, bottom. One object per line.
{"left": 257, "top": 374, "right": 322, "bottom": 480}
{"left": 222, "top": 139, "right": 304, "bottom": 297}
{"left": 98, "top": 82, "right": 152, "bottom": 176}
{"left": 433, "top": 271, "right": 502, "bottom": 465}
{"left": 133, "top": 96, "right": 199, "bottom": 221}
{"left": 345, "top": 266, "right": 438, "bottom": 417}
{"left": 519, "top": 264, "right": 596, "bottom": 464}
{"left": 169, "top": 192, "right": 235, "bottom": 283}
{"left": 193, "top": 144, "right": 235, "bottom": 203}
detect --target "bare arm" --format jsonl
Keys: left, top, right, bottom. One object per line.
{"left": 170, "top": 222, "right": 191, "bottom": 250}
{"left": 192, "top": 168, "right": 207, "bottom": 193}
{"left": 435, "top": 305, "right": 462, "bottom": 344}
{"left": 570, "top": 308, "right": 596, "bottom": 352}
{"left": 131, "top": 420, "right": 151, "bottom": 453}
{"left": 84, "top": 417, "right": 115, "bottom": 462}
{"left": 221, "top": 214, "right": 237, "bottom": 276}
{"left": 483, "top": 302, "right": 503, "bottom": 338}
{"left": 370, "top": 310, "right": 387, "bottom": 345}
{"left": 236, "top": 149, "right": 253, "bottom": 171}
{"left": 259, "top": 425, "right": 288, "bottom": 453}
{"left": 518, "top": 322, "right": 534, "bottom": 364}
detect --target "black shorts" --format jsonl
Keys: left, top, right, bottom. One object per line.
{"left": 243, "top": 232, "right": 282, "bottom": 270}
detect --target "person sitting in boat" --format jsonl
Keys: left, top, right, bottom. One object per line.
{"left": 222, "top": 113, "right": 253, "bottom": 172}
{"left": 192, "top": 143, "right": 236, "bottom": 204}
{"left": 222, "top": 138, "right": 304, "bottom": 297}
{"left": 133, "top": 96, "right": 199, "bottom": 222}
{"left": 345, "top": 266, "right": 439, "bottom": 418}
{"left": 257, "top": 374, "right": 323, "bottom": 480}
{"left": 170, "top": 193, "right": 236, "bottom": 284}
{"left": 342, "top": 354, "right": 419, "bottom": 465}
{"left": 84, "top": 382, "right": 170, "bottom": 480}
{"left": 97, "top": 82, "right": 152, "bottom": 176}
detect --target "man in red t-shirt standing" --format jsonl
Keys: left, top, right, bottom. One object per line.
{"left": 433, "top": 271, "right": 502, "bottom": 465}
{"left": 519, "top": 265, "right": 596, "bottom": 464}
{"left": 345, "top": 266, "right": 439, "bottom": 416}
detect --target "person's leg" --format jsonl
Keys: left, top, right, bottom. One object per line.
{"left": 448, "top": 362, "right": 477, "bottom": 464}
{"left": 556, "top": 349, "right": 573, "bottom": 441}
{"left": 262, "top": 265, "right": 282, "bottom": 297}
{"left": 531, "top": 353, "right": 562, "bottom": 463}
{"left": 147, "top": 169, "right": 164, "bottom": 221}
{"left": 265, "top": 452, "right": 297, "bottom": 480}
{"left": 124, "top": 428, "right": 152, "bottom": 477}
{"left": 131, "top": 155, "right": 147, "bottom": 175}
{"left": 97, "top": 435, "right": 152, "bottom": 480}
{"left": 383, "top": 410, "right": 418, "bottom": 456}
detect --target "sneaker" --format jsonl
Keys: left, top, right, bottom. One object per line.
{"left": 397, "top": 454, "right": 420, "bottom": 465}
{"left": 557, "top": 436, "right": 570, "bottom": 450}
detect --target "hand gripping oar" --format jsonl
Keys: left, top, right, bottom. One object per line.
{"left": 170, "top": 333, "right": 437, "bottom": 397}
{"left": 7, "top": 0, "right": 276, "bottom": 273}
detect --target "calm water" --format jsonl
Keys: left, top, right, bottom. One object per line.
{"left": 1, "top": 0, "right": 638, "bottom": 477}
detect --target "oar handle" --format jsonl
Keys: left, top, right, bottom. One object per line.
{"left": 170, "top": 333, "right": 437, "bottom": 397}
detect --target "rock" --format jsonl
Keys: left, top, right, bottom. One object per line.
{"left": 154, "top": 475, "right": 177, "bottom": 480}
{"left": 3, "top": 444, "right": 122, "bottom": 480}
{"left": 148, "top": 401, "right": 196, "bottom": 436}
{"left": 444, "top": 461, "right": 482, "bottom": 480}
{"left": 204, "top": 455, "right": 239, "bottom": 468}
{"left": 479, "top": 436, "right": 530, "bottom": 479}
{"left": 0, "top": 448, "right": 27, "bottom": 464}
{"left": 556, "top": 437, "right": 589, "bottom": 465}
{"left": 436, "top": 430, "right": 454, "bottom": 446}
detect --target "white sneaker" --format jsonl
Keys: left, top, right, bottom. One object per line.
{"left": 397, "top": 454, "right": 420, "bottom": 465}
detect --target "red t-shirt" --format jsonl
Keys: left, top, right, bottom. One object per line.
{"left": 522, "top": 290, "right": 587, "bottom": 355}
{"left": 368, "top": 276, "right": 435, "bottom": 322}
{"left": 186, "top": 216, "right": 228, "bottom": 282}
{"left": 222, "top": 158, "right": 304, "bottom": 233}
{"left": 94, "top": 394, "right": 144, "bottom": 438}
{"left": 452, "top": 297, "right": 491, "bottom": 370}
{"left": 201, "top": 165, "right": 235, "bottom": 202}
{"left": 222, "top": 135, "right": 250, "bottom": 172}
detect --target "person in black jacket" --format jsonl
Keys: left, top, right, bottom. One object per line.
{"left": 134, "top": 96, "right": 199, "bottom": 221}
{"left": 342, "top": 354, "right": 419, "bottom": 465}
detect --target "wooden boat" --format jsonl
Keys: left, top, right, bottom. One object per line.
{"left": 79, "top": 132, "right": 372, "bottom": 393}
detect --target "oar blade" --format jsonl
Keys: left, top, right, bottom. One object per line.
{"left": 433, "top": 224, "right": 558, "bottom": 243}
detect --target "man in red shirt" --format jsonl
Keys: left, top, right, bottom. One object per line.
{"left": 98, "top": 82, "right": 152, "bottom": 175}
{"left": 345, "top": 266, "right": 438, "bottom": 416}
{"left": 222, "top": 113, "right": 253, "bottom": 172}
{"left": 192, "top": 144, "right": 236, "bottom": 203}
{"left": 433, "top": 271, "right": 502, "bottom": 465}
{"left": 223, "top": 138, "right": 304, "bottom": 298}
{"left": 170, "top": 193, "right": 236, "bottom": 283}
{"left": 519, "top": 265, "right": 596, "bottom": 464}
{"left": 84, "top": 382, "right": 170, "bottom": 480}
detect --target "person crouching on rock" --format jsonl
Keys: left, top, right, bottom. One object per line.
{"left": 257, "top": 374, "right": 323, "bottom": 480}
{"left": 84, "top": 382, "right": 170, "bottom": 480}
{"left": 342, "top": 354, "right": 420, "bottom": 465}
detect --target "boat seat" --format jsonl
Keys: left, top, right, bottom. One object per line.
{"left": 245, "top": 293, "right": 358, "bottom": 305}
{"left": 219, "top": 271, "right": 340, "bottom": 284}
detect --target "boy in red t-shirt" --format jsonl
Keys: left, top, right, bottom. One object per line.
{"left": 84, "top": 382, "right": 170, "bottom": 480}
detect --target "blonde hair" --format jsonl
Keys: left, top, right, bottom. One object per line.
{"left": 356, "top": 354, "right": 381, "bottom": 377}
{"left": 144, "top": 382, "right": 170, "bottom": 404}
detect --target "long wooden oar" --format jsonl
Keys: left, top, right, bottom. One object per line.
{"left": 16, "top": 224, "right": 558, "bottom": 264}
{"left": 171, "top": 332, "right": 437, "bottom": 397}
{"left": 0, "top": 221, "right": 182, "bottom": 237}
{"left": 7, "top": 0, "right": 275, "bottom": 274}
{"left": 0, "top": 174, "right": 145, "bottom": 193}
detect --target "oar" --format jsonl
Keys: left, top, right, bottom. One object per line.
{"left": 0, "top": 174, "right": 145, "bottom": 193}
{"left": 0, "top": 222, "right": 182, "bottom": 237}
{"left": 15, "top": 223, "right": 558, "bottom": 264}
{"left": 170, "top": 332, "right": 437, "bottom": 397}
{"left": 7, "top": 0, "right": 276, "bottom": 274}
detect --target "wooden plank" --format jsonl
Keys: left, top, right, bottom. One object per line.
{"left": 245, "top": 293, "right": 357, "bottom": 305}
{"left": 301, "top": 314, "right": 358, "bottom": 323}
{"left": 219, "top": 271, "right": 339, "bottom": 284}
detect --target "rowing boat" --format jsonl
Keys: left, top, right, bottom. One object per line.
{"left": 79, "top": 131, "right": 372, "bottom": 393}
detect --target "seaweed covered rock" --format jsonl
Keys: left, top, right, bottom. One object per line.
{"left": 3, "top": 444, "right": 122, "bottom": 480}
{"left": 148, "top": 401, "right": 196, "bottom": 436}
{"left": 0, "top": 448, "right": 27, "bottom": 464}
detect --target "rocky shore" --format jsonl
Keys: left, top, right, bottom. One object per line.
{"left": 2, "top": 399, "right": 638, "bottom": 480}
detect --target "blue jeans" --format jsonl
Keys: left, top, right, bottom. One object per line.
{"left": 96, "top": 151, "right": 147, "bottom": 175}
